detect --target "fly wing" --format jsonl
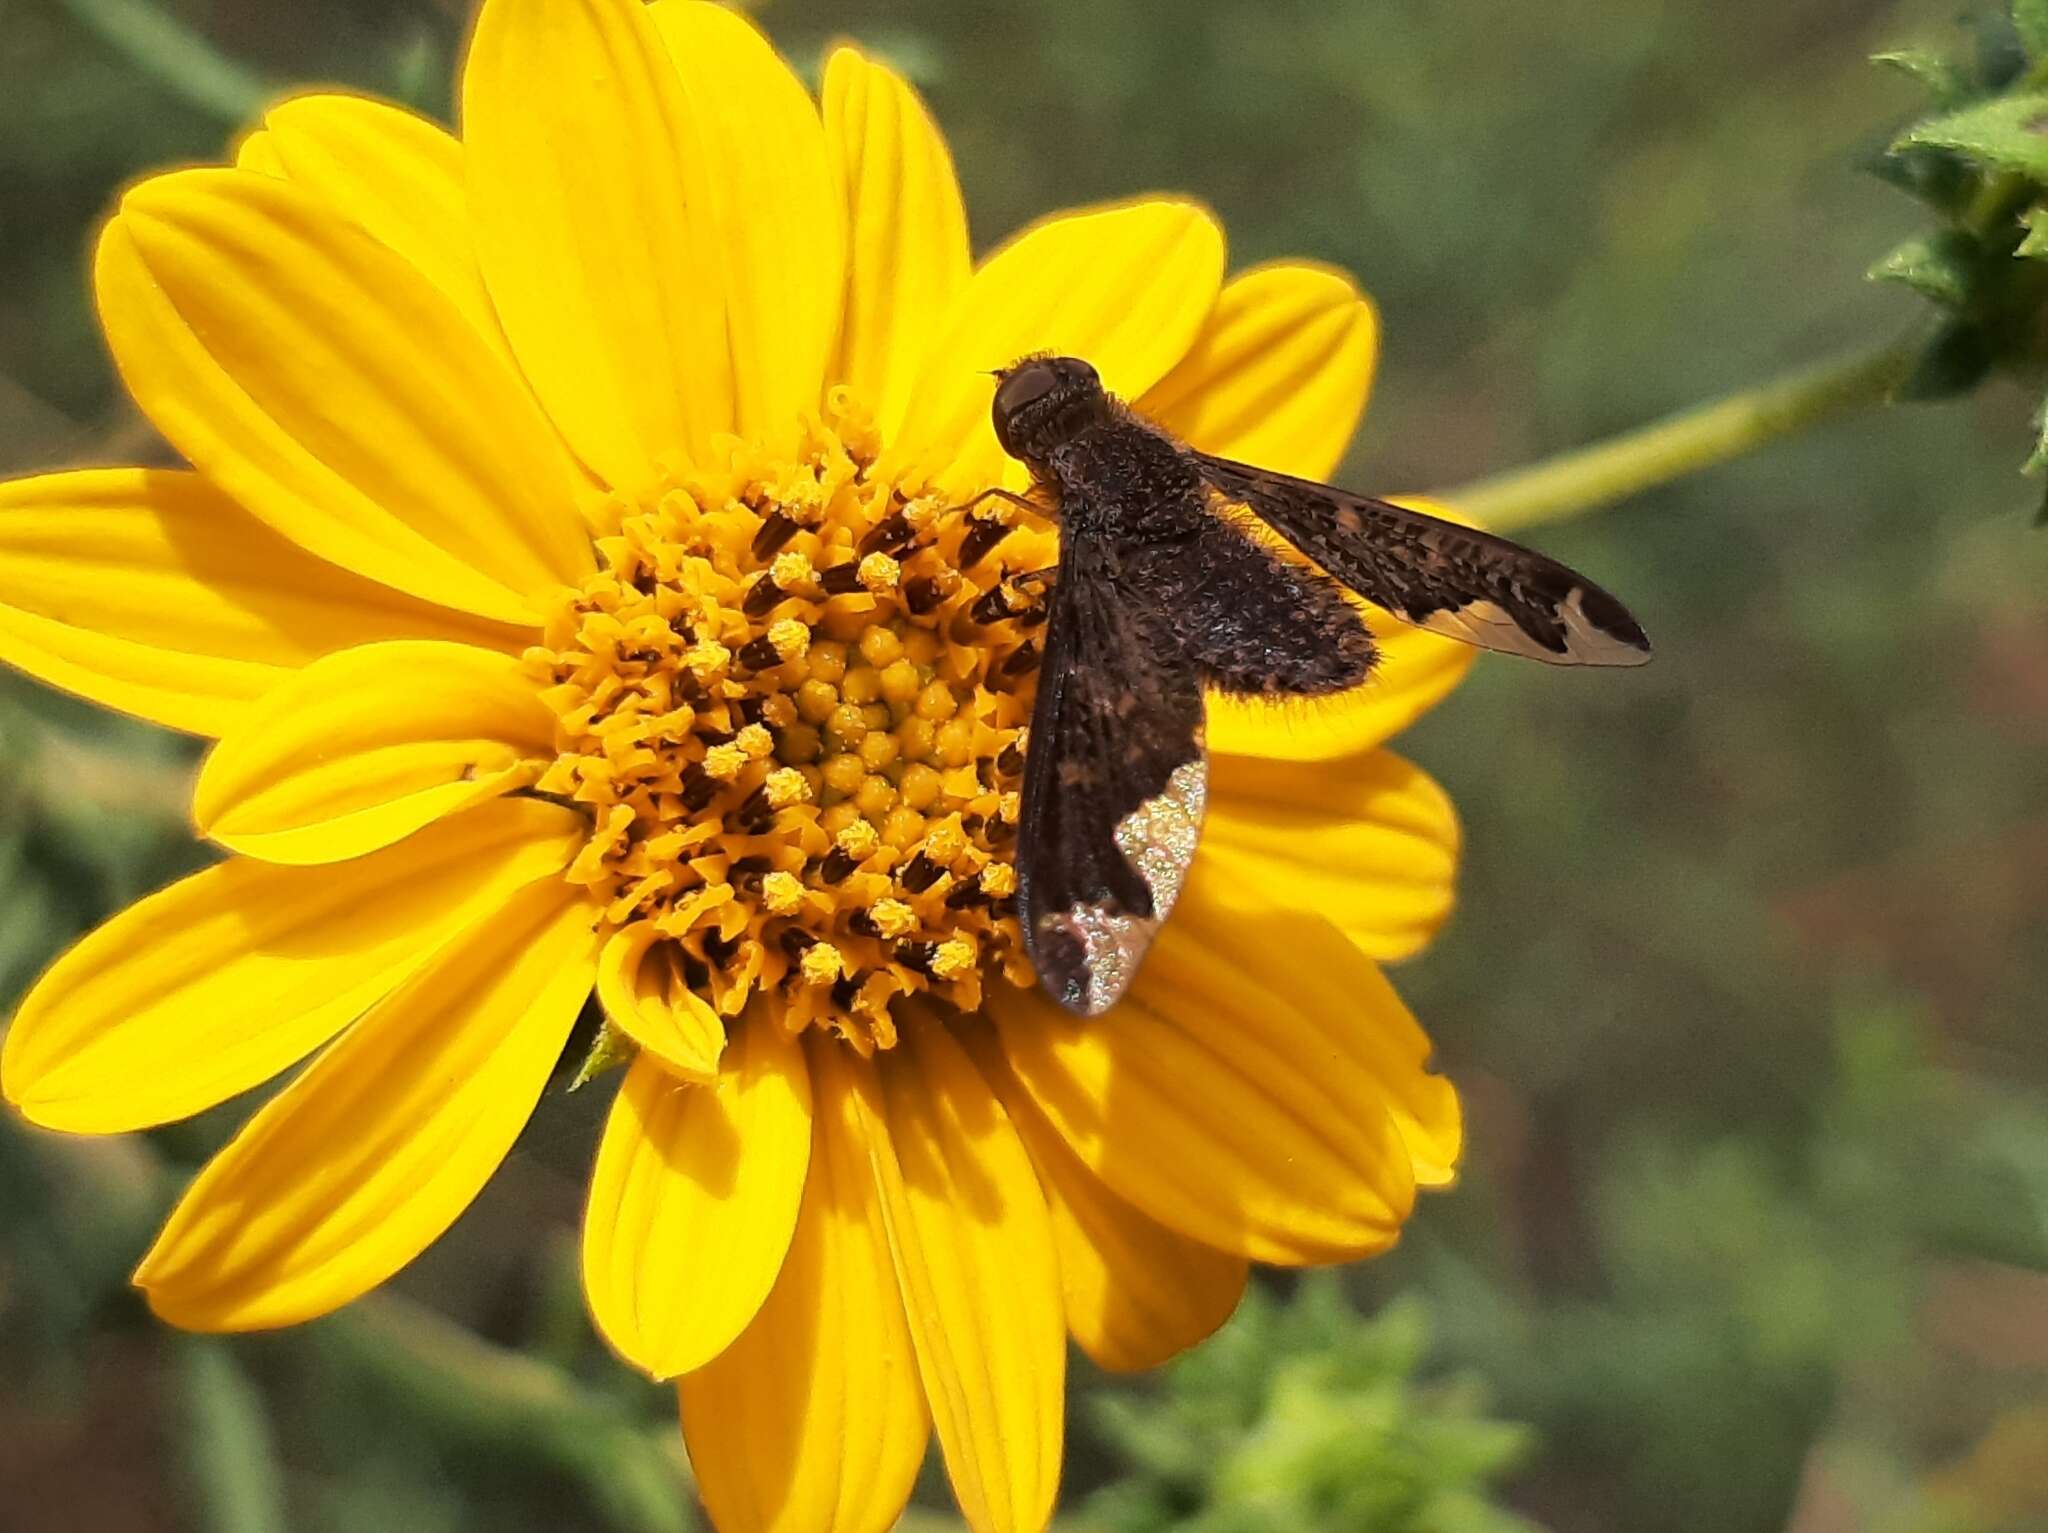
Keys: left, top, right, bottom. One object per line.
{"left": 1196, "top": 453, "right": 1652, "bottom": 666}
{"left": 1016, "top": 527, "right": 1207, "bottom": 1016}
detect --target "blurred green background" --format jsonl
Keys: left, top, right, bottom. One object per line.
{"left": 5, "top": 1, "right": 2048, "bottom": 1530}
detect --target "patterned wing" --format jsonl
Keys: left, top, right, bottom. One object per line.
{"left": 1016, "top": 527, "right": 1207, "bottom": 1016}
{"left": 1197, "top": 453, "right": 1652, "bottom": 666}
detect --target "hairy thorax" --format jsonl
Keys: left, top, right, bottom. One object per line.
{"left": 1047, "top": 413, "right": 1209, "bottom": 544}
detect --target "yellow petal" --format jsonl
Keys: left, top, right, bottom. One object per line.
{"left": 857, "top": 1016, "right": 1062, "bottom": 1533}
{"left": 593, "top": 923, "right": 724, "bottom": 1084}
{"left": 0, "top": 468, "right": 530, "bottom": 737}
{"left": 192, "top": 639, "right": 556, "bottom": 864}
{"left": 966, "top": 1026, "right": 1245, "bottom": 1373}
{"left": 584, "top": 1023, "right": 812, "bottom": 1380}
{"left": 679, "top": 1034, "right": 929, "bottom": 1533}
{"left": 135, "top": 876, "right": 599, "bottom": 1330}
{"left": 822, "top": 47, "right": 970, "bottom": 436}
{"left": 463, "top": 0, "right": 732, "bottom": 491}
{"left": 1, "top": 798, "right": 583, "bottom": 1135}
{"left": 1206, "top": 496, "right": 1476, "bottom": 759}
{"left": 244, "top": 93, "right": 503, "bottom": 352}
{"left": 894, "top": 200, "right": 1225, "bottom": 492}
{"left": 989, "top": 858, "right": 1459, "bottom": 1264}
{"left": 96, "top": 168, "right": 593, "bottom": 623}
{"left": 1139, "top": 261, "right": 1378, "bottom": 481}
{"left": 1203, "top": 748, "right": 1459, "bottom": 963}
{"left": 649, "top": 2, "right": 841, "bottom": 451}
{"left": 233, "top": 128, "right": 284, "bottom": 176}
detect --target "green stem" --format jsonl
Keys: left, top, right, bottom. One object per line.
{"left": 55, "top": 0, "right": 274, "bottom": 125}
{"left": 1440, "top": 336, "right": 1921, "bottom": 532}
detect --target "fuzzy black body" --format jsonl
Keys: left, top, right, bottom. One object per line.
{"left": 993, "top": 354, "right": 1649, "bottom": 1016}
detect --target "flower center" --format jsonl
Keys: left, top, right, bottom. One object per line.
{"left": 526, "top": 392, "right": 1051, "bottom": 1051}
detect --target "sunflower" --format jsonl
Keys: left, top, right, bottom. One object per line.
{"left": 0, "top": 3, "right": 1473, "bottom": 1530}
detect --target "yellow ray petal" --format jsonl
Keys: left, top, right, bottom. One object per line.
{"left": 0, "top": 468, "right": 531, "bottom": 737}
{"left": 240, "top": 93, "right": 503, "bottom": 353}
{"left": 679, "top": 1035, "right": 929, "bottom": 1533}
{"left": 965, "top": 1025, "right": 1245, "bottom": 1373}
{"left": 1206, "top": 496, "right": 1476, "bottom": 759}
{"left": 1138, "top": 261, "right": 1379, "bottom": 481}
{"left": 649, "top": 2, "right": 841, "bottom": 452}
{"left": 192, "top": 640, "right": 556, "bottom": 864}
{"left": 893, "top": 199, "right": 1225, "bottom": 493}
{"left": 593, "top": 923, "right": 724, "bottom": 1084}
{"left": 822, "top": 47, "right": 969, "bottom": 437}
{"left": 135, "top": 876, "right": 599, "bottom": 1330}
{"left": 233, "top": 128, "right": 284, "bottom": 175}
{"left": 989, "top": 858, "right": 1459, "bottom": 1264}
{"left": 1, "top": 798, "right": 583, "bottom": 1136}
{"left": 584, "top": 1023, "right": 812, "bottom": 1381}
{"left": 856, "top": 1015, "right": 1062, "bottom": 1533}
{"left": 463, "top": 0, "right": 732, "bottom": 492}
{"left": 96, "top": 168, "right": 593, "bottom": 623}
{"left": 1203, "top": 747, "right": 1459, "bottom": 963}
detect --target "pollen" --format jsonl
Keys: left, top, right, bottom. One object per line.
{"left": 527, "top": 394, "right": 1052, "bottom": 1052}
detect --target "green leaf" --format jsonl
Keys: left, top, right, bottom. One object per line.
{"left": 1868, "top": 143, "right": 1976, "bottom": 217}
{"left": 2024, "top": 391, "right": 2048, "bottom": 474}
{"left": 1873, "top": 48, "right": 1968, "bottom": 107}
{"left": 2018, "top": 0, "right": 2048, "bottom": 62}
{"left": 2018, "top": 203, "right": 2048, "bottom": 257}
{"left": 1867, "top": 231, "right": 1983, "bottom": 307}
{"left": 1897, "top": 90, "right": 2048, "bottom": 183}
{"left": 1897, "top": 320, "right": 1997, "bottom": 400}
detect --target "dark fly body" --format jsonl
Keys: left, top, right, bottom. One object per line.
{"left": 988, "top": 354, "right": 1650, "bottom": 1017}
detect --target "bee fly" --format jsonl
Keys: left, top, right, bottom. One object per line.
{"left": 985, "top": 353, "right": 1650, "bottom": 1017}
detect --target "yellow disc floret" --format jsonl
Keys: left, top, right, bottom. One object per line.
{"left": 527, "top": 392, "right": 1050, "bottom": 1052}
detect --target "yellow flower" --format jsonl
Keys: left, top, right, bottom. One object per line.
{"left": 0, "top": 3, "right": 1475, "bottom": 1531}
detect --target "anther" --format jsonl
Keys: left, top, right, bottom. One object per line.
{"left": 959, "top": 514, "right": 1010, "bottom": 568}
{"left": 733, "top": 782, "right": 781, "bottom": 829}
{"left": 728, "top": 854, "right": 771, "bottom": 889}
{"left": 820, "top": 846, "right": 860, "bottom": 884}
{"left": 819, "top": 561, "right": 863, "bottom": 595}
{"left": 897, "top": 940, "right": 940, "bottom": 976}
{"left": 970, "top": 585, "right": 1019, "bottom": 626}
{"left": 1001, "top": 640, "right": 1041, "bottom": 678}
{"left": 858, "top": 510, "right": 913, "bottom": 556}
{"left": 899, "top": 852, "right": 944, "bottom": 893}
{"left": 945, "top": 872, "right": 987, "bottom": 909}
{"left": 903, "top": 574, "right": 949, "bottom": 615}
{"left": 829, "top": 976, "right": 860, "bottom": 1011}
{"left": 702, "top": 928, "right": 738, "bottom": 964}
{"left": 681, "top": 762, "right": 720, "bottom": 812}
{"left": 751, "top": 509, "right": 800, "bottom": 559}
{"left": 778, "top": 926, "right": 818, "bottom": 958}
{"left": 996, "top": 741, "right": 1025, "bottom": 777}
{"left": 736, "top": 634, "right": 785, "bottom": 672}
{"left": 742, "top": 574, "right": 785, "bottom": 617}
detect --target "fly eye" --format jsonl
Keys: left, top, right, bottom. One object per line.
{"left": 994, "top": 362, "right": 1060, "bottom": 422}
